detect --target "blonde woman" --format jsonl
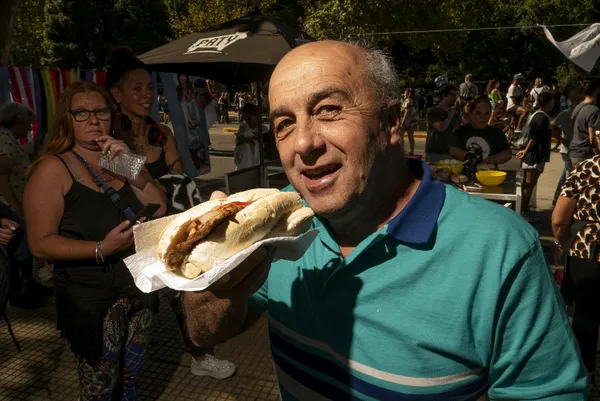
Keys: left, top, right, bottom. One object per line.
{"left": 24, "top": 80, "right": 166, "bottom": 400}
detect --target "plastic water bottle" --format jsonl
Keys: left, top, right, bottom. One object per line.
{"left": 98, "top": 150, "right": 147, "bottom": 181}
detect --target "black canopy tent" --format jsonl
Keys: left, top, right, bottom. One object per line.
{"left": 139, "top": 12, "right": 313, "bottom": 185}
{"left": 138, "top": 11, "right": 312, "bottom": 84}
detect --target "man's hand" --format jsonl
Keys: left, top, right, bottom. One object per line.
{"left": 0, "top": 218, "right": 19, "bottom": 246}
{"left": 210, "top": 246, "right": 274, "bottom": 299}
{"left": 516, "top": 150, "right": 526, "bottom": 159}
{"left": 465, "top": 151, "right": 479, "bottom": 165}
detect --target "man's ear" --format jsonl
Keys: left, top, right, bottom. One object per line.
{"left": 386, "top": 100, "right": 403, "bottom": 145}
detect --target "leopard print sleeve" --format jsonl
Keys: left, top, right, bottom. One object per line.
{"left": 559, "top": 160, "right": 585, "bottom": 199}
{"left": 561, "top": 156, "right": 600, "bottom": 261}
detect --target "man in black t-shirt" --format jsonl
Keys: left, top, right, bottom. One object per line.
{"left": 449, "top": 97, "right": 512, "bottom": 166}
{"left": 426, "top": 84, "right": 460, "bottom": 162}
{"left": 516, "top": 92, "right": 555, "bottom": 223}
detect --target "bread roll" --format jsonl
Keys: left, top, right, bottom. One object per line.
{"left": 181, "top": 192, "right": 303, "bottom": 278}
{"left": 267, "top": 207, "right": 314, "bottom": 238}
{"left": 157, "top": 188, "right": 279, "bottom": 261}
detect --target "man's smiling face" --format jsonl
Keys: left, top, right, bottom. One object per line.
{"left": 269, "top": 41, "right": 396, "bottom": 218}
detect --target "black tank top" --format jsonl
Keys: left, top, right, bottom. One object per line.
{"left": 53, "top": 154, "right": 142, "bottom": 291}
{"left": 145, "top": 147, "right": 170, "bottom": 179}
{"left": 53, "top": 154, "right": 147, "bottom": 362}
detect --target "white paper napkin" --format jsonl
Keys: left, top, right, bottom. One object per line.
{"left": 124, "top": 215, "right": 317, "bottom": 293}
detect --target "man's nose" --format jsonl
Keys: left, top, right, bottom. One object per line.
{"left": 293, "top": 119, "right": 325, "bottom": 158}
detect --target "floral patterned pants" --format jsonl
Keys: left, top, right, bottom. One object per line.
{"left": 75, "top": 298, "right": 152, "bottom": 401}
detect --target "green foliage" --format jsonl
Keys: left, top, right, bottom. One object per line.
{"left": 11, "top": 0, "right": 600, "bottom": 86}
{"left": 172, "top": 0, "right": 279, "bottom": 37}
{"left": 554, "top": 63, "right": 590, "bottom": 89}
{"left": 11, "top": 0, "right": 46, "bottom": 66}
{"left": 43, "top": 0, "right": 173, "bottom": 68}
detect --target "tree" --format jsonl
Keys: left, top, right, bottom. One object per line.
{"left": 11, "top": 0, "right": 46, "bottom": 66}
{"left": 44, "top": 0, "right": 173, "bottom": 69}
{"left": 0, "top": 0, "right": 20, "bottom": 65}
{"left": 172, "top": 0, "right": 279, "bottom": 37}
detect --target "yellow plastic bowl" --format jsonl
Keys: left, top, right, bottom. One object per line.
{"left": 476, "top": 170, "right": 507, "bottom": 187}
{"left": 437, "top": 159, "right": 464, "bottom": 174}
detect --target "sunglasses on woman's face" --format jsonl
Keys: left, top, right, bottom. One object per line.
{"left": 69, "top": 108, "right": 111, "bottom": 122}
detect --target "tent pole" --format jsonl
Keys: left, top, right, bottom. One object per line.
{"left": 256, "top": 82, "right": 265, "bottom": 186}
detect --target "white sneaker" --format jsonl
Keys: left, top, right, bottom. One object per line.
{"left": 190, "top": 355, "right": 236, "bottom": 379}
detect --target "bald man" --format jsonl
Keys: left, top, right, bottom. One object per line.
{"left": 184, "top": 41, "right": 587, "bottom": 400}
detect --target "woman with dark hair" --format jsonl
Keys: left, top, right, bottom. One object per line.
{"left": 105, "top": 48, "right": 236, "bottom": 380}
{"left": 448, "top": 96, "right": 512, "bottom": 167}
{"left": 106, "top": 49, "right": 201, "bottom": 214}
{"left": 23, "top": 80, "right": 167, "bottom": 400}
{"left": 106, "top": 49, "right": 183, "bottom": 179}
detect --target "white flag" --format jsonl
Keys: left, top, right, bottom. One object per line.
{"left": 543, "top": 23, "right": 600, "bottom": 72}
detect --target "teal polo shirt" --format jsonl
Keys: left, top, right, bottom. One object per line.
{"left": 249, "top": 159, "right": 587, "bottom": 400}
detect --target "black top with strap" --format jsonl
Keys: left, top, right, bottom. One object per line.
{"left": 53, "top": 153, "right": 146, "bottom": 363}
{"left": 145, "top": 147, "right": 170, "bottom": 179}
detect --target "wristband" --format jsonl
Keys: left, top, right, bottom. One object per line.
{"left": 96, "top": 241, "right": 105, "bottom": 264}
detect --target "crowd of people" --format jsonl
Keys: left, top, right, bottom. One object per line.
{"left": 0, "top": 39, "right": 599, "bottom": 401}
{"left": 414, "top": 72, "right": 588, "bottom": 223}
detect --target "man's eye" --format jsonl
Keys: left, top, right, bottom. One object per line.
{"left": 317, "top": 105, "right": 341, "bottom": 115}
{"left": 276, "top": 119, "right": 293, "bottom": 133}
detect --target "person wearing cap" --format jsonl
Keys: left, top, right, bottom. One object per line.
{"left": 507, "top": 73, "right": 529, "bottom": 131}
{"left": 183, "top": 41, "right": 588, "bottom": 400}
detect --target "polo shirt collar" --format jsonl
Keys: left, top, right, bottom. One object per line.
{"left": 312, "top": 158, "right": 446, "bottom": 248}
{"left": 385, "top": 158, "right": 446, "bottom": 244}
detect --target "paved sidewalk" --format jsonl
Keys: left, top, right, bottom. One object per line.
{"left": 1, "top": 300, "right": 278, "bottom": 400}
